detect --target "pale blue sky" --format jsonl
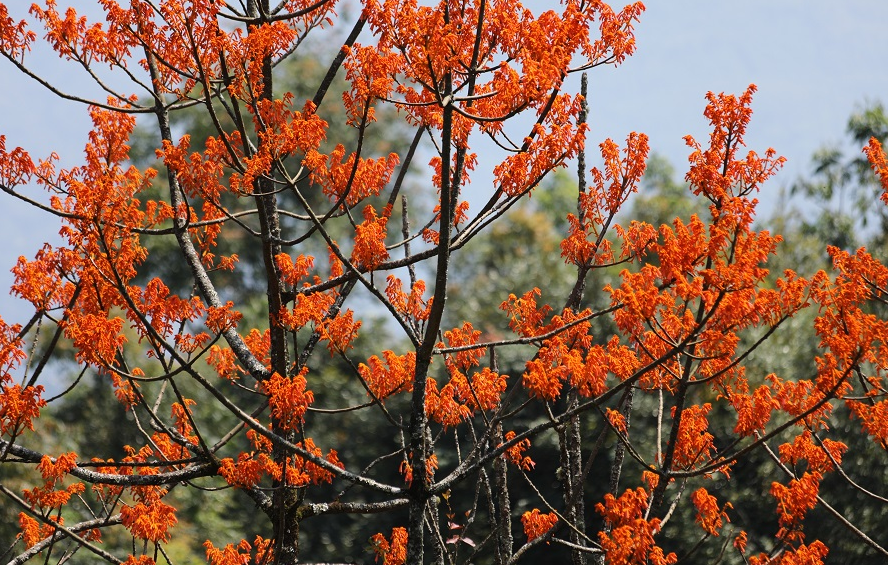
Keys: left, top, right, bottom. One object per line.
{"left": 1, "top": 1, "right": 887, "bottom": 325}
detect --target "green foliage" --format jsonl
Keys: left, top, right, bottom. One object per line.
{"left": 792, "top": 100, "right": 888, "bottom": 247}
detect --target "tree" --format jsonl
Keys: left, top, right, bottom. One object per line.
{"left": 791, "top": 100, "right": 888, "bottom": 252}
{"left": 2, "top": 2, "right": 888, "bottom": 565}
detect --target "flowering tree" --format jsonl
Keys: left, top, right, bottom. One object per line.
{"left": 2, "top": 1, "right": 888, "bottom": 564}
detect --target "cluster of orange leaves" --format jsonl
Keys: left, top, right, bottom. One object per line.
{"left": 204, "top": 536, "right": 274, "bottom": 565}
{"left": 0, "top": 315, "right": 44, "bottom": 437}
{"left": 747, "top": 541, "right": 829, "bottom": 565}
{"left": 218, "top": 429, "right": 342, "bottom": 490}
{"left": 424, "top": 323, "right": 508, "bottom": 427}
{"left": 359, "top": 349, "right": 416, "bottom": 400}
{"left": 385, "top": 275, "right": 433, "bottom": 325}
{"left": 399, "top": 452, "right": 438, "bottom": 487}
{"left": 18, "top": 453, "right": 87, "bottom": 548}
{"left": 304, "top": 144, "right": 400, "bottom": 208}
{"left": 520, "top": 508, "right": 558, "bottom": 541}
{"left": 690, "top": 488, "right": 731, "bottom": 537}
{"left": 108, "top": 446, "right": 179, "bottom": 544}
{"left": 595, "top": 475, "right": 676, "bottom": 565}
{"left": 352, "top": 205, "right": 391, "bottom": 270}
{"left": 562, "top": 132, "right": 650, "bottom": 266}
{"left": 510, "top": 299, "right": 638, "bottom": 401}
{"left": 21, "top": 453, "right": 83, "bottom": 512}
{"left": 356, "top": 321, "right": 507, "bottom": 428}
{"left": 261, "top": 369, "right": 314, "bottom": 431}
{"left": 371, "top": 527, "right": 408, "bottom": 565}
{"left": 502, "top": 430, "right": 535, "bottom": 471}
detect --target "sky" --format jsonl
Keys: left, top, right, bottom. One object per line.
{"left": 1, "top": 1, "right": 887, "bottom": 326}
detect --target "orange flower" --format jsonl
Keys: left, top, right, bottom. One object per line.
{"left": 255, "top": 97, "right": 328, "bottom": 159}
{"left": 205, "top": 301, "right": 242, "bottom": 334}
{"left": 219, "top": 436, "right": 340, "bottom": 489}
{"left": 319, "top": 310, "right": 362, "bottom": 354}
{"left": 294, "top": 437, "right": 344, "bottom": 485}
{"left": 522, "top": 345, "right": 569, "bottom": 401}
{"left": 595, "top": 486, "right": 677, "bottom": 565}
{"left": 849, "top": 397, "right": 888, "bottom": 445}
{"left": 1, "top": 383, "right": 46, "bottom": 437}
{"left": 280, "top": 293, "right": 337, "bottom": 330}
{"left": 565, "top": 346, "right": 609, "bottom": 398}
{"left": 62, "top": 313, "right": 126, "bottom": 366}
{"left": 385, "top": 276, "right": 432, "bottom": 321}
{"left": 443, "top": 322, "right": 484, "bottom": 370}
{"left": 449, "top": 367, "right": 507, "bottom": 413}
{"left": 770, "top": 472, "right": 821, "bottom": 542}
{"left": 684, "top": 85, "right": 785, "bottom": 205}
{"left": 205, "top": 535, "right": 273, "bottom": 565}
{"left": 778, "top": 431, "right": 847, "bottom": 474}
{"left": 342, "top": 44, "right": 402, "bottom": 124}
{"left": 10, "top": 248, "right": 67, "bottom": 312}
{"left": 351, "top": 205, "right": 390, "bottom": 270}
{"left": 244, "top": 329, "right": 272, "bottom": 370}
{"left": 605, "top": 408, "right": 628, "bottom": 434}
{"left": 121, "top": 500, "right": 178, "bottom": 543}
{"left": 0, "top": 8, "right": 36, "bottom": 63}
{"left": 562, "top": 133, "right": 649, "bottom": 267}
{"left": 23, "top": 481, "right": 85, "bottom": 510}
{"left": 359, "top": 350, "right": 415, "bottom": 400}
{"left": 275, "top": 253, "right": 315, "bottom": 286}
{"left": 399, "top": 453, "right": 438, "bottom": 487}
{"left": 500, "top": 288, "right": 553, "bottom": 338}
{"left": 370, "top": 527, "right": 407, "bottom": 565}
{"left": 0, "top": 315, "right": 25, "bottom": 382}
{"left": 18, "top": 513, "right": 43, "bottom": 548}
{"left": 122, "top": 556, "right": 156, "bottom": 565}
{"left": 748, "top": 541, "right": 828, "bottom": 565}
{"left": 306, "top": 145, "right": 399, "bottom": 208}
{"left": 521, "top": 509, "right": 558, "bottom": 541}
{"left": 22, "top": 453, "right": 85, "bottom": 511}
{"left": 690, "top": 488, "right": 731, "bottom": 536}
{"left": 37, "top": 452, "right": 77, "bottom": 480}
{"left": 424, "top": 377, "right": 471, "bottom": 428}
{"left": 732, "top": 385, "right": 778, "bottom": 437}
{"left": 863, "top": 137, "right": 888, "bottom": 204}
{"left": 110, "top": 373, "right": 139, "bottom": 407}
{"left": 671, "top": 404, "right": 714, "bottom": 470}
{"left": 502, "top": 431, "right": 535, "bottom": 471}
{"left": 219, "top": 453, "right": 268, "bottom": 489}
{"left": 208, "top": 345, "right": 238, "bottom": 381}
{"left": 261, "top": 369, "right": 314, "bottom": 431}
{"left": 494, "top": 94, "right": 587, "bottom": 197}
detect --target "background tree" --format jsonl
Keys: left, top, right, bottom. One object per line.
{"left": 2, "top": 2, "right": 888, "bottom": 565}
{"left": 791, "top": 100, "right": 888, "bottom": 251}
